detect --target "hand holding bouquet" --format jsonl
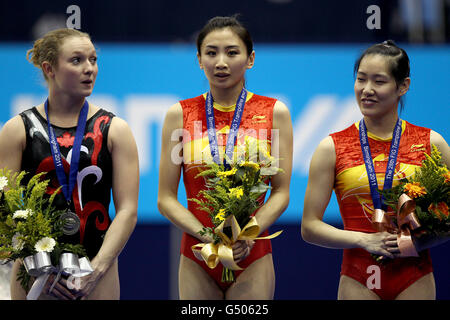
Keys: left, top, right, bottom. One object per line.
{"left": 189, "top": 144, "right": 283, "bottom": 283}
{"left": 375, "top": 145, "right": 450, "bottom": 260}
{"left": 0, "top": 169, "right": 91, "bottom": 299}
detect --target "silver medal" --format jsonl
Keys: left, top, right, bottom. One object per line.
{"left": 60, "top": 210, "right": 80, "bottom": 235}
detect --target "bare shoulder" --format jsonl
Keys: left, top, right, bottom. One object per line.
{"left": 110, "top": 116, "right": 131, "bottom": 133}
{"left": 0, "top": 115, "right": 27, "bottom": 169}
{"left": 430, "top": 130, "right": 448, "bottom": 147}
{"left": 167, "top": 101, "right": 182, "bottom": 114}
{"left": 273, "top": 100, "right": 291, "bottom": 119}
{"left": 163, "top": 102, "right": 183, "bottom": 129}
{"left": 311, "top": 136, "right": 336, "bottom": 167}
{"left": 108, "top": 116, "right": 136, "bottom": 151}
{"left": 273, "top": 100, "right": 292, "bottom": 130}
{"left": 2, "top": 115, "right": 25, "bottom": 130}
{"left": 0, "top": 115, "right": 26, "bottom": 144}
{"left": 317, "top": 135, "right": 335, "bottom": 153}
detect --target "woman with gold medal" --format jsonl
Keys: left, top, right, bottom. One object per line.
{"left": 158, "top": 16, "right": 293, "bottom": 299}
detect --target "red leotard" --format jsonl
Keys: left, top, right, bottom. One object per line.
{"left": 330, "top": 120, "right": 433, "bottom": 300}
{"left": 179, "top": 92, "right": 276, "bottom": 291}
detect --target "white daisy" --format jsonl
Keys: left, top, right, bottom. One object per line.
{"left": 34, "top": 237, "right": 56, "bottom": 253}
{"left": 12, "top": 209, "right": 33, "bottom": 220}
{"left": 12, "top": 233, "right": 24, "bottom": 251}
{"left": 0, "top": 176, "right": 7, "bottom": 191}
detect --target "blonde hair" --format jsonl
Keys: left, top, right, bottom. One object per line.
{"left": 26, "top": 28, "right": 91, "bottom": 81}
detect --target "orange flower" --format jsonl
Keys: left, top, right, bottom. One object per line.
{"left": 443, "top": 171, "right": 450, "bottom": 184}
{"left": 428, "top": 202, "right": 449, "bottom": 220}
{"left": 403, "top": 182, "right": 427, "bottom": 198}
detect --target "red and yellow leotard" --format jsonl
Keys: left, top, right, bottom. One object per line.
{"left": 180, "top": 92, "right": 276, "bottom": 290}
{"left": 330, "top": 120, "right": 433, "bottom": 300}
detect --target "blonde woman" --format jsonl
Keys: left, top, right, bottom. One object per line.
{"left": 0, "top": 28, "right": 139, "bottom": 300}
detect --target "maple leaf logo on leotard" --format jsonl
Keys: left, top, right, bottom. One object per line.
{"left": 57, "top": 132, "right": 74, "bottom": 148}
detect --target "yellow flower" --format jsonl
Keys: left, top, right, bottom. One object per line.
{"left": 215, "top": 209, "right": 226, "bottom": 221}
{"left": 244, "top": 135, "right": 258, "bottom": 146}
{"left": 229, "top": 187, "right": 244, "bottom": 199}
{"left": 403, "top": 182, "right": 427, "bottom": 199}
{"left": 240, "top": 161, "right": 260, "bottom": 171}
{"left": 217, "top": 167, "right": 237, "bottom": 178}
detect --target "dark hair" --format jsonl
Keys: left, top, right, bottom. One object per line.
{"left": 354, "top": 40, "right": 410, "bottom": 111}
{"left": 196, "top": 15, "right": 253, "bottom": 56}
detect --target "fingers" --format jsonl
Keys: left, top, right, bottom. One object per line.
{"left": 231, "top": 240, "right": 254, "bottom": 250}
{"left": 71, "top": 275, "right": 97, "bottom": 299}
{"left": 378, "top": 249, "right": 395, "bottom": 259}
{"left": 232, "top": 246, "right": 248, "bottom": 262}
{"left": 383, "top": 238, "right": 398, "bottom": 248}
{"left": 232, "top": 240, "right": 253, "bottom": 263}
{"left": 45, "top": 274, "right": 78, "bottom": 300}
{"left": 51, "top": 283, "right": 77, "bottom": 300}
{"left": 378, "top": 233, "right": 400, "bottom": 258}
{"left": 382, "top": 234, "right": 400, "bottom": 251}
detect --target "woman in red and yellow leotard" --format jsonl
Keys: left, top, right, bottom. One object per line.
{"left": 301, "top": 40, "right": 450, "bottom": 300}
{"left": 158, "top": 16, "right": 292, "bottom": 299}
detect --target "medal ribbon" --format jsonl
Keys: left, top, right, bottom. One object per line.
{"left": 205, "top": 88, "right": 247, "bottom": 168}
{"left": 45, "top": 98, "right": 89, "bottom": 203}
{"left": 360, "top": 119, "right": 420, "bottom": 258}
{"left": 359, "top": 118, "right": 402, "bottom": 211}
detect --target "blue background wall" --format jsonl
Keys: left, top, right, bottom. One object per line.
{"left": 0, "top": 44, "right": 448, "bottom": 299}
{"left": 1, "top": 44, "right": 448, "bottom": 224}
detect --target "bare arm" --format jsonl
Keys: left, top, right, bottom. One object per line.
{"left": 77, "top": 117, "right": 139, "bottom": 298}
{"left": 157, "top": 103, "right": 212, "bottom": 243}
{"left": 0, "top": 116, "right": 26, "bottom": 299}
{"left": 2, "top": 115, "right": 82, "bottom": 300}
{"left": 301, "top": 136, "right": 397, "bottom": 258}
{"left": 252, "top": 100, "right": 292, "bottom": 233}
{"left": 0, "top": 115, "right": 25, "bottom": 171}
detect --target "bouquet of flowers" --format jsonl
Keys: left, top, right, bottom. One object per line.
{"left": 189, "top": 139, "right": 283, "bottom": 283}
{"left": 377, "top": 145, "right": 450, "bottom": 258}
{"left": 0, "top": 169, "right": 88, "bottom": 297}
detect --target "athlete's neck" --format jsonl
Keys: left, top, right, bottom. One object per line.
{"left": 209, "top": 83, "right": 245, "bottom": 108}
{"left": 46, "top": 90, "right": 87, "bottom": 126}
{"left": 363, "top": 112, "right": 400, "bottom": 139}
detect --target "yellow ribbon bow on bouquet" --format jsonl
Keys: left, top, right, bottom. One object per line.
{"left": 192, "top": 215, "right": 283, "bottom": 271}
